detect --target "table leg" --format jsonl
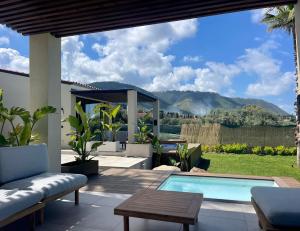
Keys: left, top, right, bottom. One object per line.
{"left": 183, "top": 224, "right": 189, "bottom": 231}
{"left": 124, "top": 216, "right": 129, "bottom": 231}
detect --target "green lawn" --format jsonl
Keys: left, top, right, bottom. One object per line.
{"left": 202, "top": 153, "right": 300, "bottom": 181}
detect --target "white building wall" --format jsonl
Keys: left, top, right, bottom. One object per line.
{"left": 0, "top": 71, "right": 89, "bottom": 149}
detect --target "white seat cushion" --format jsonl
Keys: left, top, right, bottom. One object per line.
{"left": 0, "top": 189, "right": 43, "bottom": 221}
{"left": 2, "top": 173, "right": 87, "bottom": 199}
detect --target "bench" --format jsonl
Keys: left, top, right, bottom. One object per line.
{"left": 0, "top": 144, "right": 87, "bottom": 228}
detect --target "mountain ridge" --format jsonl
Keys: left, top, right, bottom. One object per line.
{"left": 90, "top": 81, "right": 289, "bottom": 116}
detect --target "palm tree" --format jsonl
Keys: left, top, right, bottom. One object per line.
{"left": 261, "top": 5, "right": 300, "bottom": 166}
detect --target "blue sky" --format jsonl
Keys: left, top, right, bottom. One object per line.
{"left": 0, "top": 8, "right": 295, "bottom": 113}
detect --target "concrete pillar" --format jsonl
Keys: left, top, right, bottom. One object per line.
{"left": 153, "top": 99, "right": 160, "bottom": 137}
{"left": 295, "top": 2, "right": 300, "bottom": 166}
{"left": 127, "top": 90, "right": 137, "bottom": 143}
{"left": 30, "top": 33, "right": 61, "bottom": 172}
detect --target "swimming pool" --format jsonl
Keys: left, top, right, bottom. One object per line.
{"left": 158, "top": 175, "right": 278, "bottom": 202}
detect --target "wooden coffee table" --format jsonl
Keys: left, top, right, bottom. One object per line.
{"left": 114, "top": 189, "right": 203, "bottom": 231}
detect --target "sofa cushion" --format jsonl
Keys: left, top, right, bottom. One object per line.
{"left": 0, "top": 189, "right": 43, "bottom": 221}
{"left": 0, "top": 144, "right": 48, "bottom": 184}
{"left": 2, "top": 173, "right": 87, "bottom": 199}
{"left": 251, "top": 186, "right": 300, "bottom": 227}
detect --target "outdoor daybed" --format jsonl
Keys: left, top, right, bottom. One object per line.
{"left": 251, "top": 186, "right": 300, "bottom": 231}
{"left": 0, "top": 144, "right": 87, "bottom": 228}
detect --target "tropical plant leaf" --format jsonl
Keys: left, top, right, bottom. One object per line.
{"left": 111, "top": 104, "right": 121, "bottom": 118}
{"left": 32, "top": 106, "right": 56, "bottom": 124}
{"left": 67, "top": 115, "right": 82, "bottom": 132}
{"left": 0, "top": 134, "right": 8, "bottom": 147}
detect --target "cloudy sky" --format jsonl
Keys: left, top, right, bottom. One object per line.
{"left": 0, "top": 9, "right": 295, "bottom": 113}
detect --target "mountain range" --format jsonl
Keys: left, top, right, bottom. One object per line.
{"left": 90, "top": 81, "right": 288, "bottom": 116}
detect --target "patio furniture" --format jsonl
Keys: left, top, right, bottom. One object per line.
{"left": 114, "top": 189, "right": 203, "bottom": 231}
{"left": 0, "top": 144, "right": 87, "bottom": 224}
{"left": 0, "top": 189, "right": 44, "bottom": 230}
{"left": 251, "top": 186, "right": 300, "bottom": 231}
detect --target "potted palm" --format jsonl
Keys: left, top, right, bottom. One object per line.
{"left": 61, "top": 101, "right": 102, "bottom": 175}
{"left": 126, "top": 114, "right": 153, "bottom": 158}
{"left": 0, "top": 89, "right": 56, "bottom": 147}
{"left": 93, "top": 103, "right": 122, "bottom": 152}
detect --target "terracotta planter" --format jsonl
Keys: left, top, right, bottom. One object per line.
{"left": 61, "top": 160, "right": 99, "bottom": 176}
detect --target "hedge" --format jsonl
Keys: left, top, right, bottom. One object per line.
{"left": 202, "top": 143, "right": 296, "bottom": 156}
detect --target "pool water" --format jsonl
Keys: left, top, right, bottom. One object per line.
{"left": 158, "top": 175, "right": 278, "bottom": 202}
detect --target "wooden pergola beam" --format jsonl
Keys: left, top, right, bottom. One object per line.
{"left": 0, "top": 0, "right": 296, "bottom": 37}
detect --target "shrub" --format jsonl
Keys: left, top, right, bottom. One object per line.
{"left": 210, "top": 144, "right": 223, "bottom": 153}
{"left": 252, "top": 146, "right": 263, "bottom": 155}
{"left": 264, "top": 146, "right": 274, "bottom": 155}
{"left": 202, "top": 145, "right": 210, "bottom": 153}
{"left": 222, "top": 143, "right": 248, "bottom": 154}
{"left": 285, "top": 147, "right": 297, "bottom": 156}
{"left": 274, "top": 146, "right": 285, "bottom": 156}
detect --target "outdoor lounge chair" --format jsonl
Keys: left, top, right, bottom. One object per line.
{"left": 251, "top": 186, "right": 300, "bottom": 231}
{"left": 0, "top": 144, "right": 87, "bottom": 225}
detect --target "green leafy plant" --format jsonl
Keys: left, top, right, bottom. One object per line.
{"left": 275, "top": 145, "right": 285, "bottom": 156}
{"left": 134, "top": 113, "right": 151, "bottom": 144}
{"left": 222, "top": 143, "right": 249, "bottom": 154}
{"left": 152, "top": 136, "right": 163, "bottom": 167}
{"left": 67, "top": 101, "right": 102, "bottom": 162}
{"left": 201, "top": 145, "right": 210, "bottom": 153}
{"left": 0, "top": 89, "right": 56, "bottom": 147}
{"left": 264, "top": 146, "right": 275, "bottom": 155}
{"left": 252, "top": 146, "right": 263, "bottom": 155}
{"left": 176, "top": 143, "right": 191, "bottom": 171}
{"left": 94, "top": 103, "right": 122, "bottom": 142}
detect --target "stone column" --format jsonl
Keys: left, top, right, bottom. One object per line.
{"left": 153, "top": 99, "right": 160, "bottom": 137}
{"left": 30, "top": 33, "right": 61, "bottom": 172}
{"left": 127, "top": 90, "right": 137, "bottom": 143}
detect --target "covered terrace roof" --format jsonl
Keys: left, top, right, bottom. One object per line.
{"left": 0, "top": 0, "right": 296, "bottom": 37}
{"left": 71, "top": 89, "right": 158, "bottom": 103}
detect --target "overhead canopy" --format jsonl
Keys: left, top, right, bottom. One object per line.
{"left": 71, "top": 89, "right": 157, "bottom": 103}
{"left": 0, "top": 0, "right": 296, "bottom": 37}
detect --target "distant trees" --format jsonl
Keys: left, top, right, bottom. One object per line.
{"left": 161, "top": 105, "right": 296, "bottom": 127}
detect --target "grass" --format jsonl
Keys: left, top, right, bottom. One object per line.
{"left": 202, "top": 152, "right": 300, "bottom": 181}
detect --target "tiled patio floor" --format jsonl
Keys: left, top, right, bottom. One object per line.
{"left": 5, "top": 167, "right": 299, "bottom": 231}
{"left": 35, "top": 191, "right": 259, "bottom": 231}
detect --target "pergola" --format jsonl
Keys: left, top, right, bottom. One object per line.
{"left": 71, "top": 88, "right": 160, "bottom": 143}
{"left": 0, "top": 0, "right": 298, "bottom": 172}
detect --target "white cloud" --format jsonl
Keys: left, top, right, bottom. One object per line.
{"left": 237, "top": 40, "right": 294, "bottom": 96}
{"left": 183, "top": 55, "right": 202, "bottom": 63}
{"left": 250, "top": 9, "right": 267, "bottom": 23}
{"left": 0, "top": 19, "right": 293, "bottom": 99}
{"left": 61, "top": 19, "right": 197, "bottom": 85}
{"left": 0, "top": 48, "right": 28, "bottom": 73}
{"left": 0, "top": 36, "right": 9, "bottom": 46}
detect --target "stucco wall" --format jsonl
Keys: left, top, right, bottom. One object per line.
{"left": 0, "top": 71, "right": 89, "bottom": 148}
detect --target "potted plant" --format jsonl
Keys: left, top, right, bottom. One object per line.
{"left": 93, "top": 103, "right": 122, "bottom": 152}
{"left": 0, "top": 89, "right": 56, "bottom": 147}
{"left": 61, "top": 101, "right": 102, "bottom": 175}
{"left": 126, "top": 113, "right": 153, "bottom": 158}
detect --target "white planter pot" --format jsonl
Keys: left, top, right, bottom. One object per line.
{"left": 126, "top": 144, "right": 153, "bottom": 158}
{"left": 97, "top": 141, "right": 121, "bottom": 152}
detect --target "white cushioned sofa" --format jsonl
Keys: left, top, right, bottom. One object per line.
{"left": 0, "top": 144, "right": 87, "bottom": 229}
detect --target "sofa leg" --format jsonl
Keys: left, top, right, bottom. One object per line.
{"left": 29, "top": 212, "right": 36, "bottom": 231}
{"left": 75, "top": 190, "right": 79, "bottom": 205}
{"left": 37, "top": 208, "right": 44, "bottom": 225}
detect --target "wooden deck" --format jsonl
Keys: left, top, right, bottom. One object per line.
{"left": 81, "top": 168, "right": 300, "bottom": 195}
